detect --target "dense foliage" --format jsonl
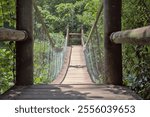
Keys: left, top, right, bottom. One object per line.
{"left": 0, "top": 0, "right": 150, "bottom": 99}
{"left": 0, "top": 0, "right": 16, "bottom": 94}
{"left": 35, "top": 0, "right": 99, "bottom": 33}
{"left": 122, "top": 0, "right": 150, "bottom": 99}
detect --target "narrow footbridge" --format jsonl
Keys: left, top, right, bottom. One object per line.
{"left": 0, "top": 0, "right": 149, "bottom": 100}
{"left": 0, "top": 32, "right": 140, "bottom": 100}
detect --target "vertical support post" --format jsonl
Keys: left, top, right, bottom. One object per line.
{"left": 81, "top": 25, "right": 84, "bottom": 45}
{"left": 66, "top": 25, "right": 70, "bottom": 46}
{"left": 16, "top": 0, "right": 33, "bottom": 85}
{"left": 103, "top": 0, "right": 122, "bottom": 85}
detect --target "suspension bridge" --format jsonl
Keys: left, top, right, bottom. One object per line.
{"left": 0, "top": 0, "right": 149, "bottom": 100}
{"left": 0, "top": 29, "right": 140, "bottom": 100}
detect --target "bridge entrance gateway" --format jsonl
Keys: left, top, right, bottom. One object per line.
{"left": 0, "top": 0, "right": 149, "bottom": 99}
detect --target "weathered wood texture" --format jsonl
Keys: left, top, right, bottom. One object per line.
{"left": 0, "top": 28, "right": 27, "bottom": 41}
{"left": 0, "top": 85, "right": 141, "bottom": 100}
{"left": 16, "top": 0, "right": 33, "bottom": 85}
{"left": 62, "top": 46, "right": 93, "bottom": 84}
{"left": 65, "top": 25, "right": 69, "bottom": 46}
{"left": 110, "top": 25, "right": 150, "bottom": 45}
{"left": 104, "top": 0, "right": 122, "bottom": 85}
{"left": 66, "top": 25, "right": 69, "bottom": 40}
{"left": 81, "top": 26, "right": 84, "bottom": 45}
{"left": 69, "top": 33, "right": 81, "bottom": 36}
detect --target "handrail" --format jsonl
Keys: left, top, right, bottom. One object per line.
{"left": 33, "top": 0, "right": 55, "bottom": 47}
{"left": 0, "top": 28, "right": 27, "bottom": 41}
{"left": 110, "top": 25, "right": 150, "bottom": 45}
{"left": 85, "top": 3, "right": 103, "bottom": 46}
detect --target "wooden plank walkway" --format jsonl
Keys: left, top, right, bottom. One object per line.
{"left": 62, "top": 46, "right": 93, "bottom": 84}
{"left": 0, "top": 45, "right": 141, "bottom": 100}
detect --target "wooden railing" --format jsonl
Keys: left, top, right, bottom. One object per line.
{"left": 66, "top": 25, "right": 83, "bottom": 46}
{"left": 0, "top": 28, "right": 27, "bottom": 41}
{"left": 110, "top": 26, "right": 150, "bottom": 45}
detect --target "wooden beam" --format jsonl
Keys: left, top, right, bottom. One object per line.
{"left": 110, "top": 26, "right": 150, "bottom": 45}
{"left": 16, "top": 0, "right": 33, "bottom": 85}
{"left": 0, "top": 28, "right": 27, "bottom": 41}
{"left": 103, "top": 0, "right": 122, "bottom": 85}
{"left": 69, "top": 33, "right": 81, "bottom": 36}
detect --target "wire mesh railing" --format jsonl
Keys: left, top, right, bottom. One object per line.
{"left": 83, "top": 3, "right": 104, "bottom": 84}
{"left": 33, "top": 1, "right": 68, "bottom": 84}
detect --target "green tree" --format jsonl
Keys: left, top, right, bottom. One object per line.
{"left": 122, "top": 0, "right": 150, "bottom": 99}
{"left": 0, "top": 0, "right": 16, "bottom": 94}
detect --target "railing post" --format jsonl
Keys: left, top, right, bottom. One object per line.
{"left": 16, "top": 0, "right": 33, "bottom": 85}
{"left": 66, "top": 25, "right": 69, "bottom": 45}
{"left": 103, "top": 0, "right": 122, "bottom": 85}
{"left": 81, "top": 25, "right": 84, "bottom": 46}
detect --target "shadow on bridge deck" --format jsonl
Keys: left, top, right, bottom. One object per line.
{"left": 0, "top": 45, "right": 141, "bottom": 100}
{"left": 0, "top": 84, "right": 141, "bottom": 100}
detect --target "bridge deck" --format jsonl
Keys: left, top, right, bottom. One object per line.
{"left": 62, "top": 46, "right": 93, "bottom": 84}
{"left": 0, "top": 46, "right": 141, "bottom": 100}
{"left": 0, "top": 85, "right": 140, "bottom": 100}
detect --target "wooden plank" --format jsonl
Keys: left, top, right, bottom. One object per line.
{"left": 103, "top": 0, "right": 122, "bottom": 85}
{"left": 69, "top": 33, "right": 81, "bottom": 36}
{"left": 110, "top": 25, "right": 150, "bottom": 45}
{"left": 15, "top": 0, "right": 33, "bottom": 85}
{"left": 0, "top": 28, "right": 27, "bottom": 41}
{"left": 62, "top": 46, "right": 93, "bottom": 84}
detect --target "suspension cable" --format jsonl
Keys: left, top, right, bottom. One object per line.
{"left": 85, "top": 3, "right": 103, "bottom": 46}
{"left": 83, "top": 1, "right": 104, "bottom": 83}
{"left": 33, "top": 0, "right": 68, "bottom": 83}
{"left": 33, "top": 0, "right": 55, "bottom": 47}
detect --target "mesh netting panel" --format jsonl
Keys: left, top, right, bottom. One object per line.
{"left": 33, "top": 1, "right": 67, "bottom": 84}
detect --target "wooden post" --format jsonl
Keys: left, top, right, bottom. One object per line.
{"left": 81, "top": 25, "right": 84, "bottom": 45}
{"left": 103, "top": 0, "right": 122, "bottom": 85}
{"left": 16, "top": 0, "right": 33, "bottom": 85}
{"left": 66, "top": 25, "right": 70, "bottom": 46}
